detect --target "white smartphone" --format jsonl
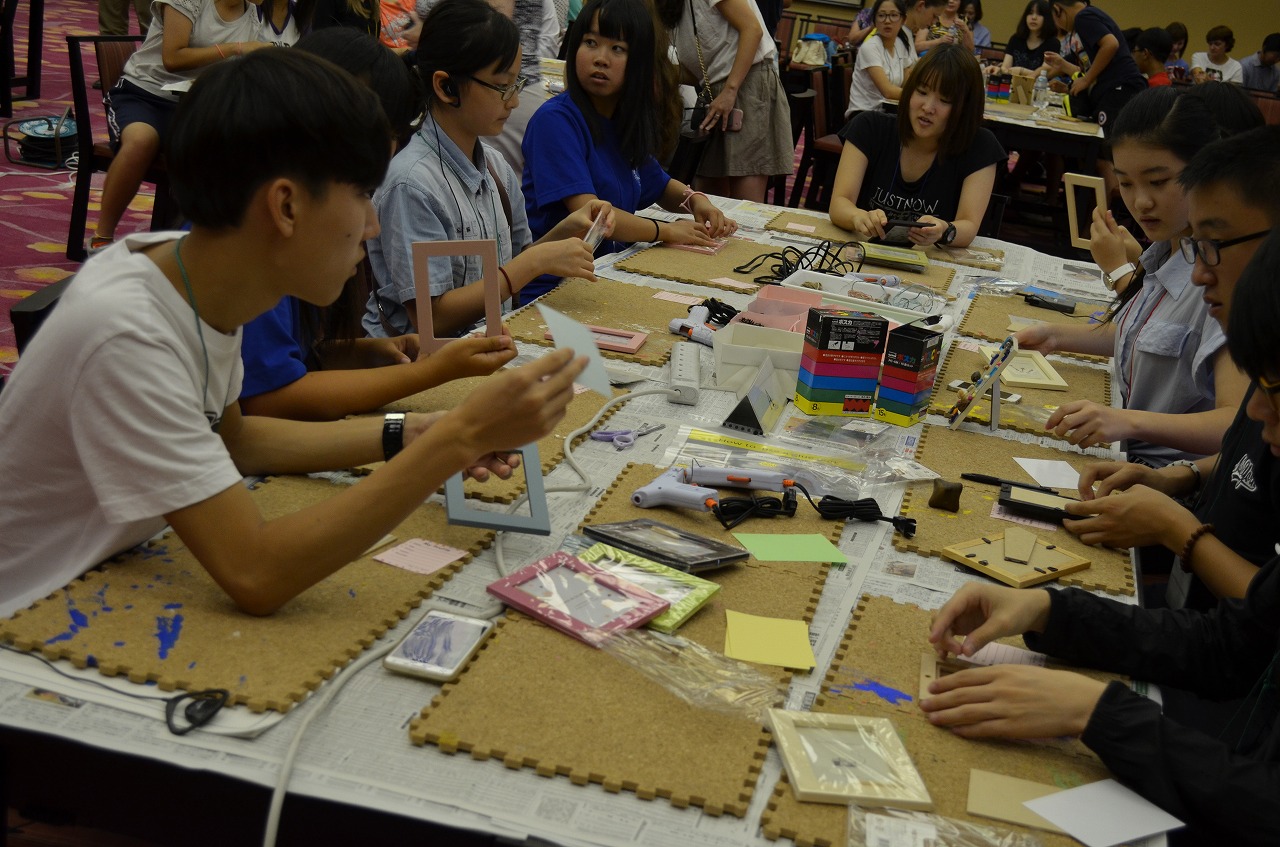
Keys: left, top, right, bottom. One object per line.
{"left": 383, "top": 610, "right": 494, "bottom": 682}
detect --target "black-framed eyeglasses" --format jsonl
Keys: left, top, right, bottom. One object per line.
{"left": 1178, "top": 230, "right": 1270, "bottom": 267}
{"left": 876, "top": 12, "right": 901, "bottom": 20}
{"left": 466, "top": 74, "right": 529, "bottom": 103}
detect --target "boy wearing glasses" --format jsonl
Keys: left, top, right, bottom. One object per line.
{"left": 1057, "top": 126, "right": 1280, "bottom": 612}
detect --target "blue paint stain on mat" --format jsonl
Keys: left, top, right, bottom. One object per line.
{"left": 830, "top": 677, "right": 913, "bottom": 705}
{"left": 154, "top": 614, "right": 184, "bottom": 659}
{"left": 45, "top": 592, "right": 89, "bottom": 644}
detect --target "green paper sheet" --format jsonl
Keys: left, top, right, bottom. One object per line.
{"left": 731, "top": 533, "right": 848, "bottom": 564}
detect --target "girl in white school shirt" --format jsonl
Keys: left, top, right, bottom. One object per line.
{"left": 363, "top": 0, "right": 613, "bottom": 338}
{"left": 1015, "top": 86, "right": 1250, "bottom": 467}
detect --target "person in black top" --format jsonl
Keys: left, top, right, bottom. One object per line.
{"left": 1000, "top": 0, "right": 1058, "bottom": 73}
{"left": 829, "top": 44, "right": 1004, "bottom": 249}
{"left": 1043, "top": 0, "right": 1144, "bottom": 133}
{"left": 922, "top": 235, "right": 1280, "bottom": 843}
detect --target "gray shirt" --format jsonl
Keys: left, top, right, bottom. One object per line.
{"left": 123, "top": 0, "right": 260, "bottom": 100}
{"left": 363, "top": 114, "right": 530, "bottom": 338}
{"left": 1241, "top": 53, "right": 1280, "bottom": 92}
{"left": 1113, "top": 240, "right": 1225, "bottom": 467}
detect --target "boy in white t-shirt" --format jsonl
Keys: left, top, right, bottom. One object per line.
{"left": 0, "top": 50, "right": 585, "bottom": 619}
{"left": 1191, "top": 24, "right": 1243, "bottom": 85}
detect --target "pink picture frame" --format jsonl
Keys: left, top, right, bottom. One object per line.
{"left": 542, "top": 325, "right": 648, "bottom": 354}
{"left": 486, "top": 552, "right": 670, "bottom": 646}
{"left": 412, "top": 239, "right": 504, "bottom": 354}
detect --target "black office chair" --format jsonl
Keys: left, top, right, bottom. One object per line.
{"left": 65, "top": 35, "right": 175, "bottom": 261}
{"left": 11, "top": 274, "right": 74, "bottom": 355}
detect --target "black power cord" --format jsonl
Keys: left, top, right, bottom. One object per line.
{"left": 733, "top": 240, "right": 868, "bottom": 285}
{"left": 0, "top": 643, "right": 229, "bottom": 735}
{"left": 709, "top": 482, "right": 916, "bottom": 537}
{"left": 700, "top": 298, "right": 740, "bottom": 327}
{"left": 712, "top": 488, "right": 798, "bottom": 529}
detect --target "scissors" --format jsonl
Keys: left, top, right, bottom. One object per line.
{"left": 590, "top": 424, "right": 665, "bottom": 450}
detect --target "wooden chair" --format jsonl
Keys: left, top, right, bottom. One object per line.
{"left": 65, "top": 34, "right": 175, "bottom": 261}
{"left": 794, "top": 63, "right": 853, "bottom": 211}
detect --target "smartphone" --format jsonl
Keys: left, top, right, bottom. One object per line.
{"left": 383, "top": 610, "right": 493, "bottom": 682}
{"left": 726, "top": 108, "right": 743, "bottom": 132}
{"left": 884, "top": 219, "right": 927, "bottom": 229}
{"left": 1024, "top": 292, "right": 1078, "bottom": 314}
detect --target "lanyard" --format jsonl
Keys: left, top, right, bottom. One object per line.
{"left": 416, "top": 123, "right": 505, "bottom": 256}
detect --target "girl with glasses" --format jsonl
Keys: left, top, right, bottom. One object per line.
{"left": 845, "top": 0, "right": 916, "bottom": 117}
{"left": 520, "top": 0, "right": 736, "bottom": 302}
{"left": 364, "top": 0, "right": 614, "bottom": 338}
{"left": 1015, "top": 86, "right": 1251, "bottom": 467}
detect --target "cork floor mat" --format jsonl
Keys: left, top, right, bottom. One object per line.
{"left": 614, "top": 239, "right": 770, "bottom": 293}
{"left": 762, "top": 212, "right": 956, "bottom": 292}
{"left": 763, "top": 597, "right": 1114, "bottom": 846}
{"left": 0, "top": 476, "right": 493, "bottom": 712}
{"left": 502, "top": 276, "right": 690, "bottom": 365}
{"left": 384, "top": 374, "right": 622, "bottom": 504}
{"left": 898, "top": 425, "right": 1133, "bottom": 595}
{"left": 410, "top": 614, "right": 768, "bottom": 816}
{"left": 930, "top": 342, "right": 1110, "bottom": 436}
{"left": 958, "top": 293, "right": 1110, "bottom": 363}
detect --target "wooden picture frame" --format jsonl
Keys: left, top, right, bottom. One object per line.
{"left": 412, "top": 239, "right": 504, "bottom": 354}
{"left": 1063, "top": 173, "right": 1106, "bottom": 251}
{"left": 543, "top": 325, "right": 648, "bottom": 355}
{"left": 940, "top": 531, "right": 1091, "bottom": 588}
{"left": 767, "top": 709, "right": 933, "bottom": 809}
{"left": 918, "top": 652, "right": 977, "bottom": 701}
{"left": 486, "top": 551, "right": 670, "bottom": 646}
{"left": 977, "top": 345, "right": 1068, "bottom": 391}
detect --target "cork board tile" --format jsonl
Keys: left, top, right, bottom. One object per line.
{"left": 614, "top": 239, "right": 768, "bottom": 294}
{"left": 502, "top": 277, "right": 689, "bottom": 366}
{"left": 409, "top": 613, "right": 770, "bottom": 817}
{"left": 384, "top": 374, "right": 622, "bottom": 504}
{"left": 958, "top": 293, "right": 1109, "bottom": 363}
{"left": 761, "top": 701, "right": 1109, "bottom": 847}
{"left": 581, "top": 463, "right": 839, "bottom": 653}
{"left": 897, "top": 425, "right": 1133, "bottom": 595}
{"left": 930, "top": 342, "right": 1110, "bottom": 436}
{"left": 0, "top": 476, "right": 493, "bottom": 712}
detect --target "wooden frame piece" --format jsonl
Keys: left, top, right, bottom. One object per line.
{"left": 485, "top": 551, "right": 669, "bottom": 645}
{"left": 918, "top": 652, "right": 974, "bottom": 701}
{"left": 445, "top": 444, "right": 551, "bottom": 535}
{"left": 412, "top": 239, "right": 503, "bottom": 353}
{"left": 766, "top": 709, "right": 933, "bottom": 809}
{"left": 978, "top": 345, "right": 1068, "bottom": 391}
{"left": 1063, "top": 173, "right": 1106, "bottom": 250}
{"left": 941, "top": 532, "right": 1091, "bottom": 588}
{"left": 947, "top": 337, "right": 1016, "bottom": 429}
{"left": 543, "top": 325, "right": 648, "bottom": 355}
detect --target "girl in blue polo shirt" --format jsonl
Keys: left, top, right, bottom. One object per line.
{"left": 520, "top": 0, "right": 737, "bottom": 301}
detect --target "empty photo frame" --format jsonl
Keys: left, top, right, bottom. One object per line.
{"left": 574, "top": 542, "right": 721, "bottom": 634}
{"left": 412, "top": 239, "right": 504, "bottom": 354}
{"left": 977, "top": 345, "right": 1068, "bottom": 391}
{"left": 1063, "top": 173, "right": 1106, "bottom": 251}
{"left": 767, "top": 709, "right": 933, "bottom": 809}
{"left": 444, "top": 444, "right": 551, "bottom": 535}
{"left": 543, "top": 325, "right": 648, "bottom": 355}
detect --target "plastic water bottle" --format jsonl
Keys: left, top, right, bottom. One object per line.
{"left": 1032, "top": 70, "right": 1050, "bottom": 115}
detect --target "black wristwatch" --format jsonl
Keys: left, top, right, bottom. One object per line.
{"left": 382, "top": 412, "right": 406, "bottom": 461}
{"left": 938, "top": 222, "right": 958, "bottom": 246}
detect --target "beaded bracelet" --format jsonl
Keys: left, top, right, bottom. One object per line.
{"left": 1178, "top": 523, "right": 1215, "bottom": 572}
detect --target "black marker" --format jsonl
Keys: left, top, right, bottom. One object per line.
{"left": 960, "top": 473, "right": 1057, "bottom": 493}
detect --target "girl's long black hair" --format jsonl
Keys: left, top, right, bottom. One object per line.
{"left": 566, "top": 0, "right": 661, "bottom": 168}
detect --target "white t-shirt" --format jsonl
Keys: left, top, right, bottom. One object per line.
{"left": 1190, "top": 51, "right": 1244, "bottom": 84}
{"left": 0, "top": 233, "right": 245, "bottom": 619}
{"left": 124, "top": 0, "right": 260, "bottom": 100}
{"left": 847, "top": 31, "right": 917, "bottom": 117}
{"left": 670, "top": 0, "right": 776, "bottom": 87}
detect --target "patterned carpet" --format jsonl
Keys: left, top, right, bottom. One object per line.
{"left": 0, "top": 0, "right": 156, "bottom": 380}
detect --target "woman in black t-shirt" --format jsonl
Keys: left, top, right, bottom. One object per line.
{"left": 829, "top": 44, "right": 1004, "bottom": 248}
{"left": 1001, "top": 0, "right": 1059, "bottom": 73}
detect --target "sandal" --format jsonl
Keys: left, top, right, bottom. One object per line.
{"left": 87, "top": 235, "right": 114, "bottom": 256}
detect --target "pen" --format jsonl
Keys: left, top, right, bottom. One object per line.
{"left": 960, "top": 473, "right": 1057, "bottom": 492}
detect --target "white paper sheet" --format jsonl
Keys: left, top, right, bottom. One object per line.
{"left": 1023, "top": 779, "right": 1184, "bottom": 847}
{"left": 537, "top": 304, "right": 612, "bottom": 397}
{"left": 1013, "top": 457, "right": 1081, "bottom": 489}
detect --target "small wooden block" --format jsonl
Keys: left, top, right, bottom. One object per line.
{"left": 928, "top": 478, "right": 963, "bottom": 513}
{"left": 1002, "top": 527, "right": 1037, "bottom": 564}
{"left": 918, "top": 652, "right": 973, "bottom": 701}
{"left": 967, "top": 769, "right": 1067, "bottom": 833}
{"left": 941, "top": 533, "right": 1090, "bottom": 588}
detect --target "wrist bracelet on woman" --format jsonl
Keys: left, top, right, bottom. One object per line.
{"left": 215, "top": 44, "right": 227, "bottom": 59}
{"left": 1168, "top": 459, "right": 1202, "bottom": 494}
{"left": 679, "top": 188, "right": 707, "bottom": 213}
{"left": 497, "top": 266, "right": 513, "bottom": 298}
{"left": 651, "top": 219, "right": 661, "bottom": 243}
{"left": 1178, "top": 522, "right": 1215, "bottom": 572}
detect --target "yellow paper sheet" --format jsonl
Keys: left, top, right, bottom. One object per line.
{"left": 723, "top": 610, "right": 815, "bottom": 669}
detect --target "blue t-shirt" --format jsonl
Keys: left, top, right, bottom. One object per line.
{"left": 520, "top": 92, "right": 671, "bottom": 300}
{"left": 240, "top": 297, "right": 310, "bottom": 399}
